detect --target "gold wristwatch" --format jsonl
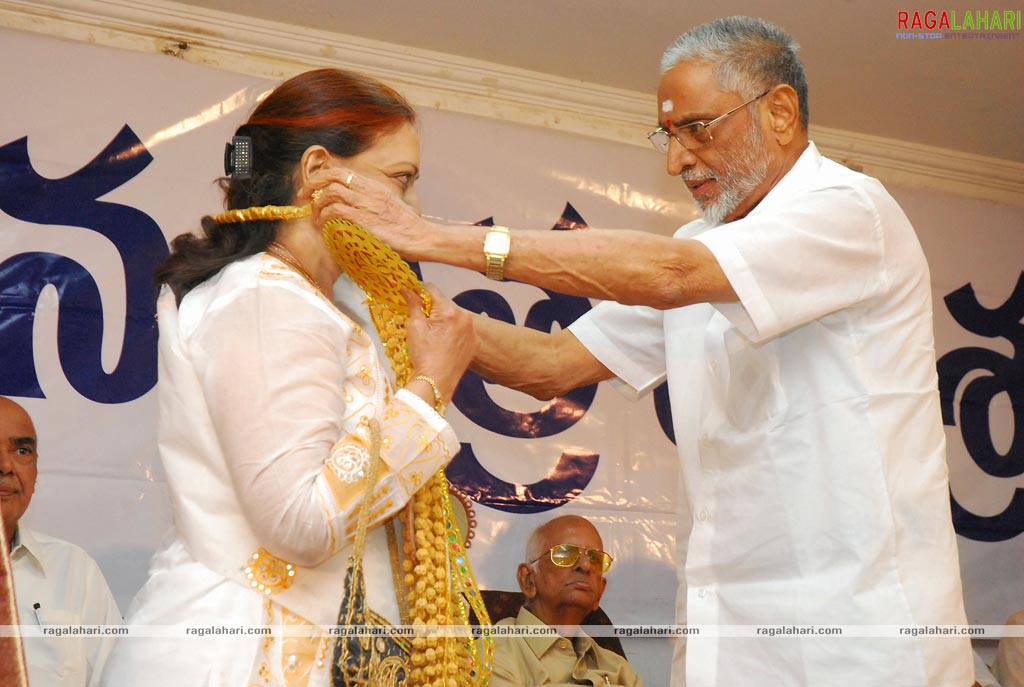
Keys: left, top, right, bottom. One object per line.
{"left": 483, "top": 225, "right": 511, "bottom": 281}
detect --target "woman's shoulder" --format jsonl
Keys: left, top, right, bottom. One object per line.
{"left": 177, "top": 253, "right": 351, "bottom": 334}
{"left": 182, "top": 253, "right": 321, "bottom": 303}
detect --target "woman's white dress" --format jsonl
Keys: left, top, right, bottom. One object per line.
{"left": 102, "top": 253, "right": 458, "bottom": 687}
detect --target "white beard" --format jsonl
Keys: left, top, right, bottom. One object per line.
{"left": 688, "top": 118, "right": 771, "bottom": 225}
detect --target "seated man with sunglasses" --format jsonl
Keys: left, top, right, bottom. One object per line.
{"left": 490, "top": 515, "right": 640, "bottom": 687}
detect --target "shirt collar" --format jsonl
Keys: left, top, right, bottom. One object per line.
{"left": 743, "top": 140, "right": 821, "bottom": 219}
{"left": 516, "top": 606, "right": 597, "bottom": 659}
{"left": 694, "top": 140, "right": 820, "bottom": 231}
{"left": 10, "top": 526, "right": 46, "bottom": 575}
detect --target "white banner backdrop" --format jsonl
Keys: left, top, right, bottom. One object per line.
{"left": 1, "top": 27, "right": 1021, "bottom": 686}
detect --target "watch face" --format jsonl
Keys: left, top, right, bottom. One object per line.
{"left": 484, "top": 228, "right": 510, "bottom": 256}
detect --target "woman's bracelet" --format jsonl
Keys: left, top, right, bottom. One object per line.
{"left": 412, "top": 375, "right": 448, "bottom": 415}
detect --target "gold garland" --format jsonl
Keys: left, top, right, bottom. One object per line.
{"left": 321, "top": 216, "right": 494, "bottom": 687}
{"left": 321, "top": 217, "right": 432, "bottom": 386}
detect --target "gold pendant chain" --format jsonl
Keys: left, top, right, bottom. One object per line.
{"left": 266, "top": 241, "right": 324, "bottom": 293}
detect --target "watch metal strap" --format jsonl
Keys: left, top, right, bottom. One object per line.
{"left": 484, "top": 225, "right": 510, "bottom": 281}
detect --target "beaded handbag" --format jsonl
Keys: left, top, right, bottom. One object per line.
{"left": 332, "top": 420, "right": 412, "bottom": 687}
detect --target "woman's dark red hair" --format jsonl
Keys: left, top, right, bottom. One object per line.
{"left": 156, "top": 68, "right": 416, "bottom": 301}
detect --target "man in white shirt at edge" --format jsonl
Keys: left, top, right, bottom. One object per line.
{"left": 318, "top": 15, "right": 976, "bottom": 687}
{"left": 1, "top": 396, "right": 122, "bottom": 686}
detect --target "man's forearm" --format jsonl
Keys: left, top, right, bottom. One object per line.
{"left": 470, "top": 315, "right": 612, "bottom": 400}
{"left": 414, "top": 221, "right": 736, "bottom": 310}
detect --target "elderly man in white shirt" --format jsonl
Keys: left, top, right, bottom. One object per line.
{"left": 314, "top": 15, "right": 974, "bottom": 687}
{"left": 1, "top": 396, "right": 121, "bottom": 687}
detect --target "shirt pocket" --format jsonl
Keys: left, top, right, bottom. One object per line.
{"left": 26, "top": 608, "right": 87, "bottom": 686}
{"left": 713, "top": 323, "right": 784, "bottom": 433}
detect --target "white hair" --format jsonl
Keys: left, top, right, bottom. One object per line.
{"left": 661, "top": 16, "right": 809, "bottom": 127}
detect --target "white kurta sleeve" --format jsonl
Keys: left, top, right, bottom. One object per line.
{"left": 696, "top": 182, "right": 889, "bottom": 343}
{"left": 569, "top": 299, "right": 667, "bottom": 397}
{"left": 187, "top": 277, "right": 457, "bottom": 566}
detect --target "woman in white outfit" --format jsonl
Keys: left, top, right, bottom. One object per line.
{"left": 102, "top": 68, "right": 477, "bottom": 687}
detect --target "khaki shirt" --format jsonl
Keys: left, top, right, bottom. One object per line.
{"left": 490, "top": 607, "right": 641, "bottom": 686}
{"left": 994, "top": 610, "right": 1024, "bottom": 687}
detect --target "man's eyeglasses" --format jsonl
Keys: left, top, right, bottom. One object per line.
{"left": 530, "top": 544, "right": 614, "bottom": 573}
{"left": 647, "top": 88, "right": 772, "bottom": 153}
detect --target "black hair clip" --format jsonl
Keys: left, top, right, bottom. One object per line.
{"left": 224, "top": 135, "right": 253, "bottom": 178}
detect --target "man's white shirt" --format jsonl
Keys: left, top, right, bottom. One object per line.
{"left": 12, "top": 526, "right": 122, "bottom": 687}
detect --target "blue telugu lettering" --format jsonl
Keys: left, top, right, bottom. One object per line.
{"left": 937, "top": 273, "right": 1024, "bottom": 542}
{"left": 0, "top": 125, "right": 167, "bottom": 403}
{"left": 446, "top": 203, "right": 603, "bottom": 512}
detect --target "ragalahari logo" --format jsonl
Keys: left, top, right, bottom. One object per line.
{"left": 896, "top": 9, "right": 1022, "bottom": 39}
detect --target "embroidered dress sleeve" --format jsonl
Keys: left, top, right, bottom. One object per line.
{"left": 190, "top": 274, "right": 457, "bottom": 567}
{"left": 318, "top": 386, "right": 457, "bottom": 541}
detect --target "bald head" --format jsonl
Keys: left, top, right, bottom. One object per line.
{"left": 0, "top": 397, "right": 38, "bottom": 544}
{"left": 525, "top": 515, "right": 603, "bottom": 562}
{"left": 518, "top": 515, "right": 609, "bottom": 628}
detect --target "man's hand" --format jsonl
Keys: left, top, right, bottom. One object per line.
{"left": 307, "top": 167, "right": 431, "bottom": 261}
